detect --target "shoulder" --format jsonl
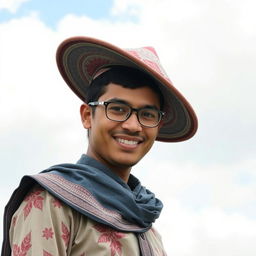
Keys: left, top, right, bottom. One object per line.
{"left": 9, "top": 184, "right": 88, "bottom": 254}
{"left": 11, "top": 184, "right": 81, "bottom": 225}
{"left": 9, "top": 184, "right": 81, "bottom": 255}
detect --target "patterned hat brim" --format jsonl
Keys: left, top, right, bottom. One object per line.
{"left": 56, "top": 36, "right": 198, "bottom": 142}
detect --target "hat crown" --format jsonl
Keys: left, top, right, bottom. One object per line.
{"left": 125, "top": 47, "right": 170, "bottom": 82}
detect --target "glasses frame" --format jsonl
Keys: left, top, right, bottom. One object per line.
{"left": 88, "top": 101, "right": 165, "bottom": 128}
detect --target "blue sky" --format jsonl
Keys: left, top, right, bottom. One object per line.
{"left": 0, "top": 0, "right": 140, "bottom": 28}
{"left": 0, "top": 0, "right": 114, "bottom": 27}
{"left": 0, "top": 0, "right": 256, "bottom": 255}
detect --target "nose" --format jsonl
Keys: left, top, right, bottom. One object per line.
{"left": 121, "top": 112, "right": 142, "bottom": 132}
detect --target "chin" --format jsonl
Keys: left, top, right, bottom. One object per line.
{"left": 113, "top": 157, "right": 141, "bottom": 168}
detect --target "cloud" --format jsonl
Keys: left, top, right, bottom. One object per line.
{"left": 1, "top": 0, "right": 256, "bottom": 255}
{"left": 133, "top": 155, "right": 256, "bottom": 255}
{"left": 159, "top": 204, "right": 256, "bottom": 255}
{"left": 0, "top": 13, "right": 86, "bottom": 186}
{"left": 0, "top": 0, "right": 30, "bottom": 13}
{"left": 135, "top": 154, "right": 256, "bottom": 215}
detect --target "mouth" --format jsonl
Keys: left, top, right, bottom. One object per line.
{"left": 116, "top": 138, "right": 140, "bottom": 145}
{"left": 113, "top": 135, "right": 144, "bottom": 149}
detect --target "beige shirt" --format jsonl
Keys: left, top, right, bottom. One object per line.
{"left": 9, "top": 185, "right": 166, "bottom": 256}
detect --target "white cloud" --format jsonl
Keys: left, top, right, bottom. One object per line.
{"left": 111, "top": 0, "right": 142, "bottom": 18}
{"left": 160, "top": 205, "right": 256, "bottom": 256}
{"left": 1, "top": 0, "right": 256, "bottom": 255}
{"left": 134, "top": 154, "right": 256, "bottom": 215}
{"left": 134, "top": 155, "right": 256, "bottom": 255}
{"left": 0, "top": 0, "right": 29, "bottom": 13}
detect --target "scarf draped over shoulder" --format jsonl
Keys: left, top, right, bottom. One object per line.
{"left": 2, "top": 155, "right": 163, "bottom": 251}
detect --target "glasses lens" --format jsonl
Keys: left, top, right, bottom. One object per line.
{"left": 106, "top": 102, "right": 130, "bottom": 121}
{"left": 138, "top": 108, "right": 160, "bottom": 127}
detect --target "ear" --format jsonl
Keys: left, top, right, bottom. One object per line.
{"left": 80, "top": 104, "right": 92, "bottom": 129}
{"left": 158, "top": 119, "right": 164, "bottom": 130}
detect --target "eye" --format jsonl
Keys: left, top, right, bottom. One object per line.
{"left": 107, "top": 103, "right": 129, "bottom": 115}
{"left": 140, "top": 109, "right": 158, "bottom": 120}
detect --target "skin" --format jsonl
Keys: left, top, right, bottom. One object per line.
{"left": 80, "top": 83, "right": 162, "bottom": 183}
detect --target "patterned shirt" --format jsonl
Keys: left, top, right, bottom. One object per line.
{"left": 9, "top": 185, "right": 167, "bottom": 256}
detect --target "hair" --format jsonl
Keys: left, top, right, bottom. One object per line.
{"left": 85, "top": 66, "right": 164, "bottom": 110}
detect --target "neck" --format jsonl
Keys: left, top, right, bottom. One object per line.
{"left": 110, "top": 166, "right": 131, "bottom": 183}
{"left": 86, "top": 150, "right": 132, "bottom": 183}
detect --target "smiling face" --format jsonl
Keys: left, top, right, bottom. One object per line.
{"left": 80, "top": 83, "right": 161, "bottom": 181}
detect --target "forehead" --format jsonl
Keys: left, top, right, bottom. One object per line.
{"left": 98, "top": 83, "right": 161, "bottom": 108}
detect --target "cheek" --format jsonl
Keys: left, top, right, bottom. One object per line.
{"left": 147, "top": 127, "right": 159, "bottom": 141}
{"left": 143, "top": 129, "right": 158, "bottom": 151}
{"left": 90, "top": 116, "right": 114, "bottom": 142}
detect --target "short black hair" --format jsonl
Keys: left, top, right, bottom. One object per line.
{"left": 85, "top": 66, "right": 164, "bottom": 110}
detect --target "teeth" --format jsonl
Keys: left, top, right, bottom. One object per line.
{"left": 117, "top": 138, "right": 138, "bottom": 145}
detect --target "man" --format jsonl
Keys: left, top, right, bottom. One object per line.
{"left": 2, "top": 37, "right": 198, "bottom": 255}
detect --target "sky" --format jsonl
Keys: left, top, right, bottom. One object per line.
{"left": 0, "top": 0, "right": 256, "bottom": 255}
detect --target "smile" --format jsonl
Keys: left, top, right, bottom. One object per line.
{"left": 116, "top": 138, "right": 140, "bottom": 145}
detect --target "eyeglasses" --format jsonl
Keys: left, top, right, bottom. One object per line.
{"left": 88, "top": 101, "right": 165, "bottom": 128}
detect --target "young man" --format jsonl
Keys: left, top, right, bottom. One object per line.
{"left": 2, "top": 37, "right": 198, "bottom": 255}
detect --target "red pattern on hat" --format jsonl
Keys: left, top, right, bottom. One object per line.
{"left": 144, "top": 46, "right": 159, "bottom": 57}
{"left": 86, "top": 58, "right": 111, "bottom": 77}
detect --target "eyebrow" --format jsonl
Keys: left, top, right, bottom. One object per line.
{"left": 107, "top": 98, "right": 160, "bottom": 110}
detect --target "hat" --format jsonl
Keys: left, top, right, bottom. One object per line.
{"left": 56, "top": 36, "right": 198, "bottom": 142}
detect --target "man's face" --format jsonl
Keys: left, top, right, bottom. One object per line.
{"left": 81, "top": 83, "right": 161, "bottom": 173}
